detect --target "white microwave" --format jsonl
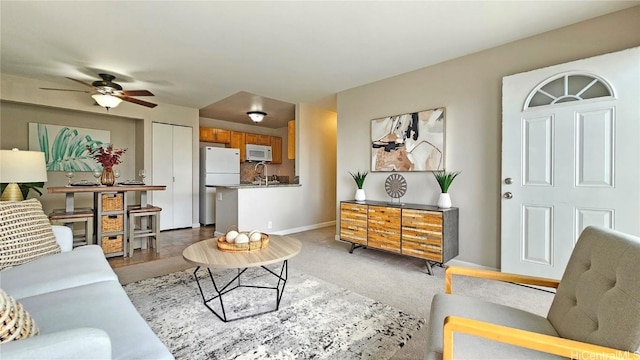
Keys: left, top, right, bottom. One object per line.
{"left": 246, "top": 144, "right": 272, "bottom": 162}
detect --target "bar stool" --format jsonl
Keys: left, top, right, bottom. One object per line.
{"left": 48, "top": 208, "right": 94, "bottom": 247}
{"left": 126, "top": 204, "right": 161, "bottom": 257}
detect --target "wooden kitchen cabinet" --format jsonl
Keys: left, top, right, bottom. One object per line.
{"left": 270, "top": 136, "right": 282, "bottom": 164}
{"left": 199, "top": 127, "right": 231, "bottom": 144}
{"left": 229, "top": 131, "right": 246, "bottom": 163}
{"left": 246, "top": 133, "right": 271, "bottom": 145}
{"left": 288, "top": 120, "right": 295, "bottom": 160}
{"left": 214, "top": 129, "right": 231, "bottom": 143}
{"left": 339, "top": 200, "right": 458, "bottom": 274}
{"left": 199, "top": 127, "right": 215, "bottom": 142}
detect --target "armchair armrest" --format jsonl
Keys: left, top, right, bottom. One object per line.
{"left": 442, "top": 315, "right": 639, "bottom": 360}
{"left": 445, "top": 266, "right": 560, "bottom": 294}
{"left": 51, "top": 225, "right": 73, "bottom": 252}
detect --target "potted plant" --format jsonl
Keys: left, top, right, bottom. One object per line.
{"left": 86, "top": 145, "right": 127, "bottom": 186}
{"left": 433, "top": 170, "right": 460, "bottom": 208}
{"left": 349, "top": 170, "right": 368, "bottom": 202}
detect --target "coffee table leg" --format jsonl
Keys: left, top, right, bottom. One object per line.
{"left": 192, "top": 261, "right": 290, "bottom": 322}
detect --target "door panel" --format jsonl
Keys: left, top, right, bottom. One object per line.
{"left": 502, "top": 47, "right": 639, "bottom": 279}
{"left": 575, "top": 108, "right": 614, "bottom": 187}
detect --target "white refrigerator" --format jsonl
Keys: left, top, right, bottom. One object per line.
{"left": 199, "top": 146, "right": 240, "bottom": 225}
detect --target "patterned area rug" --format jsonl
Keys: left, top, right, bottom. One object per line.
{"left": 124, "top": 266, "right": 424, "bottom": 359}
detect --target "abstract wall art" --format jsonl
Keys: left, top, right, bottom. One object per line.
{"left": 371, "top": 107, "right": 445, "bottom": 172}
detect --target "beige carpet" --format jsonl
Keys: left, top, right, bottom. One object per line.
{"left": 114, "top": 226, "right": 555, "bottom": 359}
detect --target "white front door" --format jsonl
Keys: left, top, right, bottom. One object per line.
{"left": 501, "top": 47, "right": 640, "bottom": 279}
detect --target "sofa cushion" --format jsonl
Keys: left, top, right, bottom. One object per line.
{"left": 19, "top": 281, "right": 173, "bottom": 360}
{"left": 0, "top": 199, "right": 61, "bottom": 271}
{"left": 426, "top": 293, "right": 562, "bottom": 360}
{"left": 0, "top": 288, "right": 39, "bottom": 343}
{"left": 0, "top": 245, "right": 118, "bottom": 300}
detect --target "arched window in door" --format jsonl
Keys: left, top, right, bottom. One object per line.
{"left": 524, "top": 72, "right": 614, "bottom": 110}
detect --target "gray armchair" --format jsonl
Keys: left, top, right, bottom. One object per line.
{"left": 426, "top": 226, "right": 640, "bottom": 359}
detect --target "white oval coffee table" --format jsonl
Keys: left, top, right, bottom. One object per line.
{"left": 183, "top": 234, "right": 302, "bottom": 322}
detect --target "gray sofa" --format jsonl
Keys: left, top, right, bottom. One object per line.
{"left": 0, "top": 225, "right": 173, "bottom": 359}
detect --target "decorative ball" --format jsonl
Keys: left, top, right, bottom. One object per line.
{"left": 235, "top": 233, "right": 249, "bottom": 244}
{"left": 249, "top": 230, "right": 262, "bottom": 242}
{"left": 225, "top": 230, "right": 239, "bottom": 243}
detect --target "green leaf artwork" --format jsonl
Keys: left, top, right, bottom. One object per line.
{"left": 29, "top": 123, "right": 110, "bottom": 172}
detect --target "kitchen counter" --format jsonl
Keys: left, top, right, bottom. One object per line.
{"left": 208, "top": 184, "right": 301, "bottom": 189}
{"left": 215, "top": 185, "right": 303, "bottom": 235}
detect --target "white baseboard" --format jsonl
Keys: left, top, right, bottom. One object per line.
{"left": 271, "top": 221, "right": 336, "bottom": 236}
{"left": 192, "top": 223, "right": 201, "bottom": 228}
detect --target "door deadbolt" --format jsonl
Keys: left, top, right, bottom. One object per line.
{"left": 503, "top": 192, "right": 513, "bottom": 199}
{"left": 504, "top": 177, "right": 513, "bottom": 184}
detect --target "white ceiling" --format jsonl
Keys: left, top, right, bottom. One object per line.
{"left": 1, "top": 1, "right": 637, "bottom": 122}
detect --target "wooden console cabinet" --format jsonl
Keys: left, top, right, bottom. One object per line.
{"left": 340, "top": 200, "right": 458, "bottom": 274}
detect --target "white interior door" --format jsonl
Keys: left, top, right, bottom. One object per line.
{"left": 171, "top": 125, "right": 193, "bottom": 229}
{"left": 501, "top": 47, "right": 640, "bottom": 279}
{"left": 152, "top": 123, "right": 174, "bottom": 230}
{"left": 152, "top": 123, "right": 193, "bottom": 231}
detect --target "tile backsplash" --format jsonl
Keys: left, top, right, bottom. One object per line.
{"left": 240, "top": 163, "right": 293, "bottom": 184}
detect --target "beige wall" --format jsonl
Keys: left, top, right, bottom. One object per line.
{"left": 298, "top": 103, "right": 337, "bottom": 225}
{"left": 336, "top": 6, "right": 640, "bottom": 268}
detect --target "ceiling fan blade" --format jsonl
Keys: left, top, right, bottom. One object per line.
{"left": 40, "top": 87, "right": 90, "bottom": 93}
{"left": 117, "top": 95, "right": 157, "bottom": 108}
{"left": 122, "top": 90, "right": 154, "bottom": 97}
{"left": 66, "top": 77, "right": 95, "bottom": 89}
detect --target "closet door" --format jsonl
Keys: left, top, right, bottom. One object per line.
{"left": 152, "top": 122, "right": 193, "bottom": 230}
{"left": 171, "top": 125, "right": 193, "bottom": 228}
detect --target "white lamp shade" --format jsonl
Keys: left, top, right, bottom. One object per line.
{"left": 92, "top": 94, "right": 123, "bottom": 109}
{"left": 0, "top": 149, "right": 48, "bottom": 183}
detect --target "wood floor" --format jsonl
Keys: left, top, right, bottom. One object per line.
{"left": 107, "top": 225, "right": 216, "bottom": 269}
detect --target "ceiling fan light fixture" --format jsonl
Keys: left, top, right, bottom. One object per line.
{"left": 92, "top": 94, "right": 123, "bottom": 110}
{"left": 247, "top": 111, "right": 267, "bottom": 123}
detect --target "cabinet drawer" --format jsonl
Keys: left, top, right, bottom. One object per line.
{"left": 101, "top": 193, "right": 123, "bottom": 212}
{"left": 368, "top": 206, "right": 400, "bottom": 253}
{"left": 340, "top": 203, "right": 368, "bottom": 245}
{"left": 401, "top": 209, "right": 443, "bottom": 261}
{"left": 101, "top": 214, "right": 123, "bottom": 232}
{"left": 101, "top": 235, "right": 123, "bottom": 254}
{"left": 402, "top": 240, "right": 443, "bottom": 262}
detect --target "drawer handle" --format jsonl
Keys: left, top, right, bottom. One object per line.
{"left": 108, "top": 215, "right": 119, "bottom": 219}
{"left": 107, "top": 236, "right": 118, "bottom": 240}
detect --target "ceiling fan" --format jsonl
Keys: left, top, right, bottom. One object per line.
{"left": 40, "top": 73, "right": 157, "bottom": 109}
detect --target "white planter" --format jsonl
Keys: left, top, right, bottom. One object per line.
{"left": 355, "top": 189, "right": 366, "bottom": 202}
{"left": 437, "top": 193, "right": 451, "bottom": 208}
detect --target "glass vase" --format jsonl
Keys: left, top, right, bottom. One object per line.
{"left": 101, "top": 167, "right": 115, "bottom": 186}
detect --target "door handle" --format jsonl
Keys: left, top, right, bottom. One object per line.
{"left": 503, "top": 192, "right": 513, "bottom": 199}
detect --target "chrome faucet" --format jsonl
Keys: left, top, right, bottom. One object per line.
{"left": 254, "top": 161, "right": 268, "bottom": 187}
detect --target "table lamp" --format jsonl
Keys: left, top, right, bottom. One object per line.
{"left": 0, "top": 148, "right": 48, "bottom": 201}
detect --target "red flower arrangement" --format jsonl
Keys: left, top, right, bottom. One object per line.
{"left": 86, "top": 145, "right": 127, "bottom": 168}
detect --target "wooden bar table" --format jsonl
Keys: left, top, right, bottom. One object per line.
{"left": 48, "top": 185, "right": 166, "bottom": 257}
